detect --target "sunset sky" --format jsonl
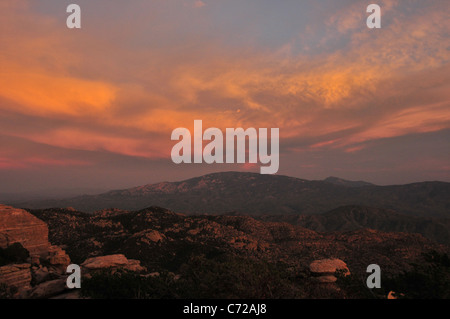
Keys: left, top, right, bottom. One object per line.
{"left": 0, "top": 0, "right": 449, "bottom": 196}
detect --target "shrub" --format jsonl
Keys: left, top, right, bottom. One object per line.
{"left": 383, "top": 251, "right": 450, "bottom": 299}
{"left": 0, "top": 283, "right": 18, "bottom": 299}
{"left": 80, "top": 254, "right": 303, "bottom": 299}
{"left": 0, "top": 243, "right": 29, "bottom": 266}
{"left": 81, "top": 269, "right": 179, "bottom": 299}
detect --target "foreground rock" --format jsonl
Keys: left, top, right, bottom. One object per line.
{"left": 310, "top": 258, "right": 350, "bottom": 283}
{"left": 47, "top": 245, "right": 71, "bottom": 271}
{"left": 0, "top": 205, "right": 49, "bottom": 257}
{"left": 0, "top": 205, "right": 71, "bottom": 298}
{"left": 28, "top": 278, "right": 68, "bottom": 299}
{"left": 0, "top": 264, "right": 32, "bottom": 297}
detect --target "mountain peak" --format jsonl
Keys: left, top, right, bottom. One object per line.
{"left": 10, "top": 172, "right": 450, "bottom": 218}
{"left": 323, "top": 176, "right": 375, "bottom": 187}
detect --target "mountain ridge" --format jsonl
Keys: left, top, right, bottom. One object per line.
{"left": 257, "top": 205, "right": 450, "bottom": 244}
{"left": 10, "top": 171, "right": 450, "bottom": 217}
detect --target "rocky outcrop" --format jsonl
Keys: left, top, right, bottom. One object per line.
{"left": 47, "top": 245, "right": 71, "bottom": 270}
{"left": 81, "top": 254, "right": 146, "bottom": 274}
{"left": 28, "top": 278, "right": 68, "bottom": 299}
{"left": 0, "top": 205, "right": 72, "bottom": 298}
{"left": 0, "top": 263, "right": 32, "bottom": 296}
{"left": 0, "top": 205, "right": 70, "bottom": 268}
{"left": 32, "top": 266, "right": 52, "bottom": 285}
{"left": 310, "top": 258, "right": 350, "bottom": 283}
{"left": 0, "top": 205, "right": 49, "bottom": 257}
{"left": 133, "top": 230, "right": 166, "bottom": 244}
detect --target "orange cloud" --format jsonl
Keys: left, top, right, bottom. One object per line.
{"left": 347, "top": 102, "right": 450, "bottom": 145}
{"left": 11, "top": 128, "right": 169, "bottom": 159}
{"left": 0, "top": 156, "right": 91, "bottom": 170}
{"left": 0, "top": 66, "right": 117, "bottom": 117}
{"left": 0, "top": 0, "right": 449, "bottom": 166}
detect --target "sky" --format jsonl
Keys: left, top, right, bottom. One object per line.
{"left": 0, "top": 0, "right": 449, "bottom": 196}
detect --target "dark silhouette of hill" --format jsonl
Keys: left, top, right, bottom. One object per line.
{"left": 13, "top": 172, "right": 450, "bottom": 217}
{"left": 258, "top": 205, "right": 450, "bottom": 244}
{"left": 322, "top": 176, "right": 375, "bottom": 187}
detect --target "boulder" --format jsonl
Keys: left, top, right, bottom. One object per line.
{"left": 47, "top": 245, "right": 71, "bottom": 271}
{"left": 133, "top": 230, "right": 165, "bottom": 244}
{"left": 28, "top": 278, "right": 67, "bottom": 299}
{"left": 315, "top": 275, "right": 339, "bottom": 283}
{"left": 50, "top": 291, "right": 81, "bottom": 299}
{"left": 0, "top": 263, "right": 32, "bottom": 295}
{"left": 81, "top": 254, "right": 146, "bottom": 273}
{"left": 310, "top": 258, "right": 350, "bottom": 283}
{"left": 0, "top": 205, "right": 49, "bottom": 257}
{"left": 33, "top": 268, "right": 49, "bottom": 284}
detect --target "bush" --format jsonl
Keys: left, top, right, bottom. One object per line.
{"left": 336, "top": 271, "right": 385, "bottom": 299}
{"left": 175, "top": 254, "right": 301, "bottom": 299}
{"left": 81, "top": 269, "right": 179, "bottom": 299}
{"left": 383, "top": 251, "right": 450, "bottom": 299}
{"left": 0, "top": 243, "right": 29, "bottom": 266}
{"left": 80, "top": 254, "right": 304, "bottom": 299}
{"left": 0, "top": 283, "right": 18, "bottom": 299}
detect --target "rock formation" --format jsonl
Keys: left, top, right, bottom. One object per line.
{"left": 0, "top": 264, "right": 32, "bottom": 296}
{"left": 81, "top": 254, "right": 146, "bottom": 274}
{"left": 309, "top": 258, "right": 350, "bottom": 283}
{"left": 0, "top": 205, "right": 71, "bottom": 298}
{"left": 47, "top": 245, "right": 71, "bottom": 270}
{"left": 0, "top": 205, "right": 49, "bottom": 257}
{"left": 28, "top": 278, "right": 68, "bottom": 299}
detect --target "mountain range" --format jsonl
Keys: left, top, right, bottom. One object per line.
{"left": 258, "top": 205, "right": 450, "bottom": 245}
{"left": 12, "top": 172, "right": 450, "bottom": 218}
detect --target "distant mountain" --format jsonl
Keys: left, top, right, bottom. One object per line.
{"left": 12, "top": 171, "right": 450, "bottom": 217}
{"left": 258, "top": 205, "right": 450, "bottom": 244}
{"left": 322, "top": 177, "right": 375, "bottom": 187}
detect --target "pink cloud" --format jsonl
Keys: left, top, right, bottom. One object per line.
{"left": 194, "top": 1, "right": 206, "bottom": 8}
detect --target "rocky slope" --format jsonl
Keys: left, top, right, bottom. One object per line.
{"left": 27, "top": 206, "right": 449, "bottom": 280}
{"left": 3, "top": 203, "right": 449, "bottom": 298}
{"left": 0, "top": 205, "right": 70, "bottom": 298}
{"left": 259, "top": 205, "right": 450, "bottom": 244}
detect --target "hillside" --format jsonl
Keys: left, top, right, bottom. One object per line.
{"left": 26, "top": 206, "right": 448, "bottom": 276}
{"left": 15, "top": 172, "right": 450, "bottom": 217}
{"left": 23, "top": 206, "right": 450, "bottom": 299}
{"left": 258, "top": 205, "right": 450, "bottom": 244}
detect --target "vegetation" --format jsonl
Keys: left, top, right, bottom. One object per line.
{"left": 336, "top": 251, "right": 450, "bottom": 299}
{"left": 81, "top": 254, "right": 305, "bottom": 299}
{"left": 25, "top": 206, "right": 450, "bottom": 299}
{"left": 383, "top": 251, "right": 450, "bottom": 299}
{"left": 0, "top": 243, "right": 29, "bottom": 266}
{"left": 81, "top": 250, "right": 450, "bottom": 299}
{"left": 0, "top": 283, "right": 18, "bottom": 299}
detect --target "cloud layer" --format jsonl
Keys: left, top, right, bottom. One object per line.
{"left": 0, "top": 0, "right": 449, "bottom": 191}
